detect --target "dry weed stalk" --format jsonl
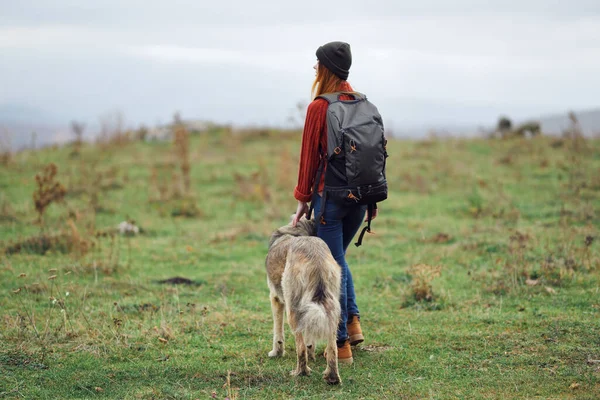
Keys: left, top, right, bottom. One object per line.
{"left": 233, "top": 161, "right": 271, "bottom": 203}
{"left": 220, "top": 125, "right": 240, "bottom": 152}
{"left": 0, "top": 150, "right": 10, "bottom": 166}
{"left": 583, "top": 235, "right": 596, "bottom": 270}
{"left": 149, "top": 162, "right": 177, "bottom": 202}
{"left": 224, "top": 369, "right": 239, "bottom": 400}
{"left": 10, "top": 269, "right": 80, "bottom": 363}
{"left": 96, "top": 110, "right": 133, "bottom": 149}
{"left": 408, "top": 264, "right": 442, "bottom": 302}
{"left": 66, "top": 219, "right": 93, "bottom": 259}
{"left": 79, "top": 235, "right": 118, "bottom": 279}
{"left": 276, "top": 146, "right": 294, "bottom": 188}
{"left": 562, "top": 112, "right": 592, "bottom": 199}
{"left": 566, "top": 112, "right": 587, "bottom": 153}
{"left": 136, "top": 124, "right": 149, "bottom": 141}
{"left": 0, "top": 193, "right": 17, "bottom": 222}
{"left": 33, "top": 163, "right": 67, "bottom": 225}
{"left": 507, "top": 231, "right": 531, "bottom": 289}
{"left": 70, "top": 121, "right": 85, "bottom": 156}
{"left": 173, "top": 113, "right": 191, "bottom": 193}
{"left": 0, "top": 128, "right": 12, "bottom": 165}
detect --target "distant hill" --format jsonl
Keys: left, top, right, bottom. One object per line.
{"left": 538, "top": 109, "right": 600, "bottom": 136}
{"left": 0, "top": 103, "right": 69, "bottom": 151}
{"left": 0, "top": 121, "right": 70, "bottom": 151}
{"left": 2, "top": 101, "right": 599, "bottom": 151}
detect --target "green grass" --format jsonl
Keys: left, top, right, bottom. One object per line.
{"left": 1, "top": 131, "right": 599, "bottom": 399}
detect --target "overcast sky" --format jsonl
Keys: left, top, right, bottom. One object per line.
{"left": 1, "top": 0, "right": 599, "bottom": 134}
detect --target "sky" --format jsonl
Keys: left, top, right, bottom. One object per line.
{"left": 1, "top": 0, "right": 599, "bottom": 136}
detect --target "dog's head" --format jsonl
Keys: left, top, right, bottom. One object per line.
{"left": 292, "top": 215, "right": 317, "bottom": 237}
{"left": 268, "top": 216, "right": 317, "bottom": 248}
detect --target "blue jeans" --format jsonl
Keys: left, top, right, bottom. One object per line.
{"left": 312, "top": 194, "right": 367, "bottom": 345}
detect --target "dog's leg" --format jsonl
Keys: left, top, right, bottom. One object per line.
{"left": 290, "top": 331, "right": 311, "bottom": 376}
{"left": 323, "top": 332, "right": 341, "bottom": 385}
{"left": 307, "top": 343, "right": 316, "bottom": 362}
{"left": 268, "top": 294, "right": 285, "bottom": 357}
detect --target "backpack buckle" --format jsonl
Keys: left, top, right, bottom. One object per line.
{"left": 347, "top": 191, "right": 359, "bottom": 203}
{"left": 350, "top": 140, "right": 357, "bottom": 153}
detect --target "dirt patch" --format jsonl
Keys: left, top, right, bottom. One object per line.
{"left": 156, "top": 276, "right": 205, "bottom": 286}
{"left": 423, "top": 232, "right": 453, "bottom": 244}
{"left": 359, "top": 345, "right": 394, "bottom": 353}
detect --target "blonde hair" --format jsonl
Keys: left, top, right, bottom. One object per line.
{"left": 311, "top": 63, "right": 344, "bottom": 99}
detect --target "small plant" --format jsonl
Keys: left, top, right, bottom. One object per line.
{"left": 70, "top": 120, "right": 85, "bottom": 156}
{"left": 0, "top": 193, "right": 17, "bottom": 223}
{"left": 4, "top": 219, "right": 94, "bottom": 257}
{"left": 170, "top": 197, "right": 203, "bottom": 218}
{"left": 66, "top": 218, "right": 93, "bottom": 259}
{"left": 0, "top": 149, "right": 11, "bottom": 165}
{"left": 407, "top": 263, "right": 442, "bottom": 302}
{"left": 581, "top": 235, "right": 596, "bottom": 271}
{"left": 467, "top": 186, "right": 484, "bottom": 218}
{"left": 565, "top": 111, "right": 587, "bottom": 152}
{"left": 224, "top": 369, "right": 239, "bottom": 400}
{"left": 96, "top": 110, "right": 132, "bottom": 149}
{"left": 136, "top": 124, "right": 149, "bottom": 141}
{"left": 0, "top": 128, "right": 12, "bottom": 165}
{"left": 219, "top": 125, "right": 241, "bottom": 152}
{"left": 33, "top": 163, "right": 67, "bottom": 225}
{"left": 5, "top": 233, "right": 69, "bottom": 256}
{"left": 506, "top": 231, "right": 531, "bottom": 289}
{"left": 173, "top": 113, "right": 191, "bottom": 194}
{"left": 10, "top": 268, "right": 78, "bottom": 364}
{"left": 92, "top": 230, "right": 122, "bottom": 275}
{"left": 233, "top": 162, "right": 271, "bottom": 203}
{"left": 149, "top": 162, "right": 179, "bottom": 202}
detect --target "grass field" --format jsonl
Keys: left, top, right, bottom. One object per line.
{"left": 1, "top": 128, "right": 599, "bottom": 399}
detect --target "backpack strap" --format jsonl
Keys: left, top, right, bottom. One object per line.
{"left": 307, "top": 165, "right": 328, "bottom": 226}
{"left": 307, "top": 155, "right": 325, "bottom": 220}
{"left": 355, "top": 203, "right": 377, "bottom": 247}
{"left": 316, "top": 92, "right": 341, "bottom": 104}
{"left": 315, "top": 191, "right": 328, "bottom": 226}
{"left": 316, "top": 91, "right": 366, "bottom": 104}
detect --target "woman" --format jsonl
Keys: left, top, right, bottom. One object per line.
{"left": 291, "top": 41, "right": 377, "bottom": 365}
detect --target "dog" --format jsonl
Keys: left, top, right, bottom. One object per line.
{"left": 265, "top": 216, "right": 342, "bottom": 385}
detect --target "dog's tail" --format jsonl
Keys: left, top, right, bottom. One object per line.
{"left": 294, "top": 278, "right": 341, "bottom": 345}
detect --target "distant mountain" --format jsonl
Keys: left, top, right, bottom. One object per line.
{"left": 0, "top": 121, "right": 70, "bottom": 151}
{"left": 538, "top": 109, "right": 600, "bottom": 136}
{"left": 0, "top": 103, "right": 69, "bottom": 151}
{"left": 0, "top": 103, "right": 48, "bottom": 123}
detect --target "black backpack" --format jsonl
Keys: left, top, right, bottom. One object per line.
{"left": 307, "top": 91, "right": 388, "bottom": 247}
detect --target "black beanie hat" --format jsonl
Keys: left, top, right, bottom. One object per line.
{"left": 316, "top": 41, "right": 352, "bottom": 80}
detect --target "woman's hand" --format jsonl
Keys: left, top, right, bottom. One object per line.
{"left": 292, "top": 201, "right": 309, "bottom": 227}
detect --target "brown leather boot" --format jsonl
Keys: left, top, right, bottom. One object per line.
{"left": 337, "top": 340, "right": 353, "bottom": 365}
{"left": 324, "top": 340, "right": 353, "bottom": 365}
{"left": 347, "top": 315, "right": 364, "bottom": 346}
